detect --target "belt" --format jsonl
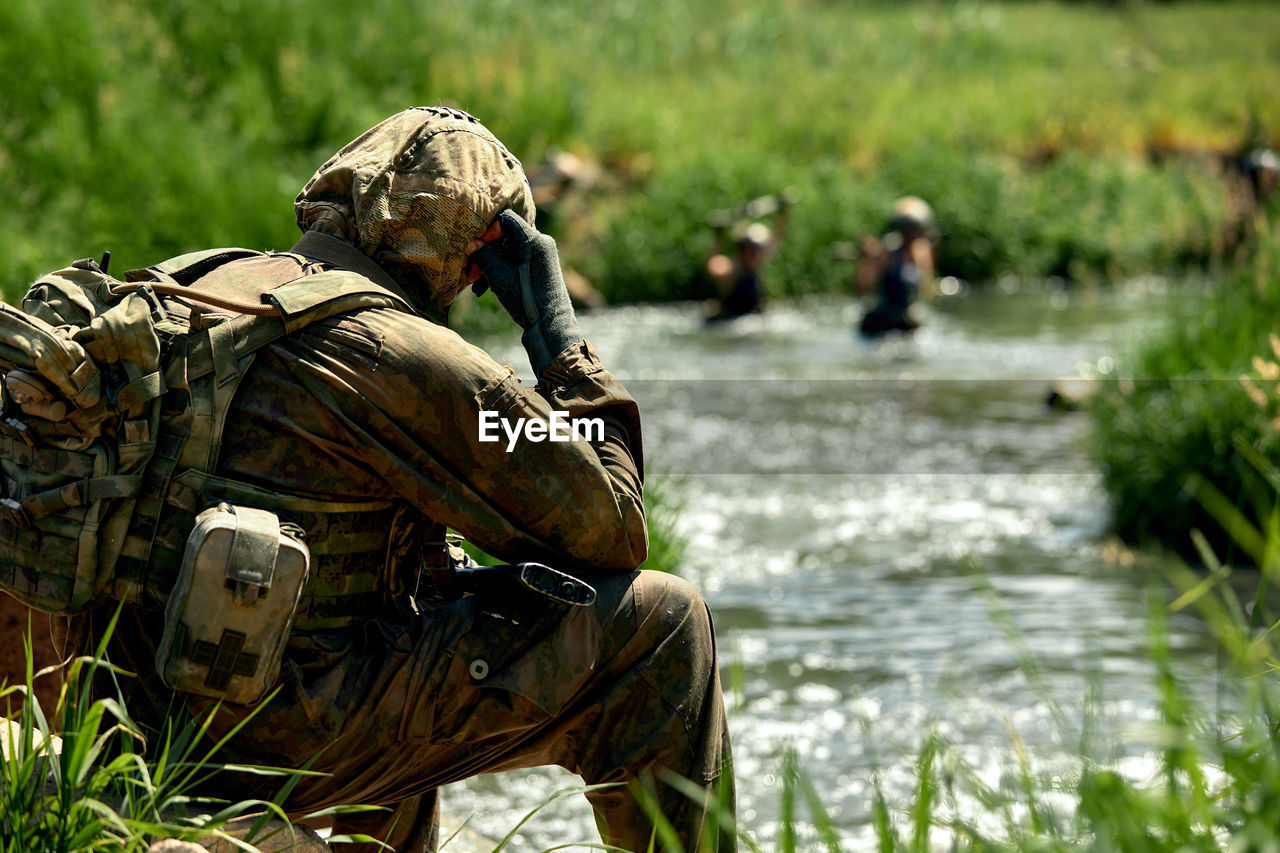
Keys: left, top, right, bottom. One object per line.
{"left": 455, "top": 563, "right": 597, "bottom": 607}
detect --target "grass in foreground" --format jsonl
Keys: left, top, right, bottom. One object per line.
{"left": 0, "top": 607, "right": 378, "bottom": 853}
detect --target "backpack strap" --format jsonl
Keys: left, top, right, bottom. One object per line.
{"left": 137, "top": 247, "right": 265, "bottom": 286}
{"left": 124, "top": 248, "right": 282, "bottom": 317}
{"left": 186, "top": 269, "right": 412, "bottom": 472}
{"left": 181, "top": 269, "right": 413, "bottom": 383}
{"left": 115, "top": 260, "right": 415, "bottom": 606}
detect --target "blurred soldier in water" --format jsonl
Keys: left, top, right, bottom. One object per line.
{"left": 855, "top": 196, "right": 939, "bottom": 338}
{"left": 1241, "top": 147, "right": 1279, "bottom": 206}
{"left": 702, "top": 191, "right": 794, "bottom": 324}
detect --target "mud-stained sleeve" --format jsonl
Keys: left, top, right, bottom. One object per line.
{"left": 299, "top": 311, "right": 647, "bottom": 571}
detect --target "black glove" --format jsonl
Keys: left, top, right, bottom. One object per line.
{"left": 470, "top": 210, "right": 584, "bottom": 377}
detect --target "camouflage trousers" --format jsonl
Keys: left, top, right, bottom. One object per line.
{"left": 112, "top": 570, "right": 735, "bottom": 853}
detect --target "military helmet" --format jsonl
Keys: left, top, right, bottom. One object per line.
{"left": 294, "top": 107, "right": 536, "bottom": 311}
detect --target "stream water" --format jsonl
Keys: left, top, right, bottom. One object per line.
{"left": 443, "top": 279, "right": 1225, "bottom": 850}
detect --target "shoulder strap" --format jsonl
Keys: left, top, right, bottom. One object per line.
{"left": 134, "top": 247, "right": 265, "bottom": 285}
{"left": 113, "top": 258, "right": 416, "bottom": 602}
{"left": 187, "top": 267, "right": 412, "bottom": 473}
{"left": 122, "top": 248, "right": 281, "bottom": 317}
{"left": 182, "top": 269, "right": 413, "bottom": 383}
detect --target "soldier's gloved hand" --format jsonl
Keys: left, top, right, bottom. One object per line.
{"left": 470, "top": 210, "right": 584, "bottom": 377}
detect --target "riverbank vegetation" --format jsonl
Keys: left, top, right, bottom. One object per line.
{"left": 0, "top": 610, "right": 373, "bottom": 853}
{"left": 2, "top": 0, "right": 1277, "bottom": 304}
{"left": 1090, "top": 228, "right": 1280, "bottom": 555}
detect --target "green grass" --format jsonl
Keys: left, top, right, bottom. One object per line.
{"left": 2, "top": 0, "right": 1277, "bottom": 303}
{"left": 0, "top": 608, "right": 378, "bottom": 853}
{"left": 1089, "top": 223, "right": 1280, "bottom": 554}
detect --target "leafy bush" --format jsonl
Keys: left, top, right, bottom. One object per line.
{"left": 1090, "top": 226, "right": 1280, "bottom": 553}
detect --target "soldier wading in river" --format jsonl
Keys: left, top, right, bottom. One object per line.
{"left": 73, "top": 107, "right": 735, "bottom": 852}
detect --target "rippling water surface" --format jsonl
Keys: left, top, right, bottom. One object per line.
{"left": 443, "top": 282, "right": 1222, "bottom": 850}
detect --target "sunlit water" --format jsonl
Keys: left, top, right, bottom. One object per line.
{"left": 443, "top": 281, "right": 1226, "bottom": 850}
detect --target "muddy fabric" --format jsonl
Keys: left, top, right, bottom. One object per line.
{"left": 320, "top": 572, "right": 733, "bottom": 853}
{"left": 98, "top": 149, "right": 731, "bottom": 849}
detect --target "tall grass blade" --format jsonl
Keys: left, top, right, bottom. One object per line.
{"left": 870, "top": 776, "right": 894, "bottom": 853}
{"left": 1185, "top": 473, "right": 1267, "bottom": 566}
{"left": 910, "top": 732, "right": 938, "bottom": 853}
{"left": 779, "top": 750, "right": 797, "bottom": 853}
{"left": 489, "top": 782, "right": 626, "bottom": 852}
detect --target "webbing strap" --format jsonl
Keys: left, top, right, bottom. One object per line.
{"left": 181, "top": 276, "right": 410, "bottom": 384}
{"left": 134, "top": 248, "right": 264, "bottom": 284}
{"left": 20, "top": 474, "right": 144, "bottom": 520}
{"left": 183, "top": 316, "right": 287, "bottom": 384}
{"left": 114, "top": 370, "right": 166, "bottom": 410}
{"left": 208, "top": 319, "right": 240, "bottom": 389}
{"left": 226, "top": 506, "right": 282, "bottom": 604}
{"left": 172, "top": 468, "right": 395, "bottom": 514}
{"left": 0, "top": 559, "right": 74, "bottom": 607}
{"left": 293, "top": 590, "right": 382, "bottom": 629}
{"left": 0, "top": 434, "right": 96, "bottom": 477}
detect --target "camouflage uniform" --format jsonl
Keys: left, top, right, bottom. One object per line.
{"left": 98, "top": 108, "right": 734, "bottom": 852}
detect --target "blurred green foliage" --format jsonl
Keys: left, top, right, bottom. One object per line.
{"left": 1090, "top": 227, "right": 1280, "bottom": 555}
{"left": 1, "top": 0, "right": 1277, "bottom": 302}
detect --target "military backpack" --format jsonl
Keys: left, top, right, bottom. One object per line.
{"left": 0, "top": 249, "right": 411, "bottom": 618}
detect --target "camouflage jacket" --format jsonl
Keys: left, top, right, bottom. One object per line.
{"left": 207, "top": 244, "right": 646, "bottom": 578}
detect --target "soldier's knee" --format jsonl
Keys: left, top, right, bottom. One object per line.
{"left": 634, "top": 569, "right": 708, "bottom": 619}
{"left": 632, "top": 571, "right": 717, "bottom": 663}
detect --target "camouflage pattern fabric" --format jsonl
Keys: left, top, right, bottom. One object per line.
{"left": 96, "top": 108, "right": 734, "bottom": 852}
{"left": 294, "top": 107, "right": 535, "bottom": 314}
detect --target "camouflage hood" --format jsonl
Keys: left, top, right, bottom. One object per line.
{"left": 294, "top": 107, "right": 536, "bottom": 311}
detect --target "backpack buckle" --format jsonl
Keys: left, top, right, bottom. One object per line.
{"left": 0, "top": 498, "right": 30, "bottom": 529}
{"left": 1, "top": 415, "right": 34, "bottom": 448}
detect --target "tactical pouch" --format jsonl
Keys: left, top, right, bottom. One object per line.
{"left": 156, "top": 502, "right": 309, "bottom": 705}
